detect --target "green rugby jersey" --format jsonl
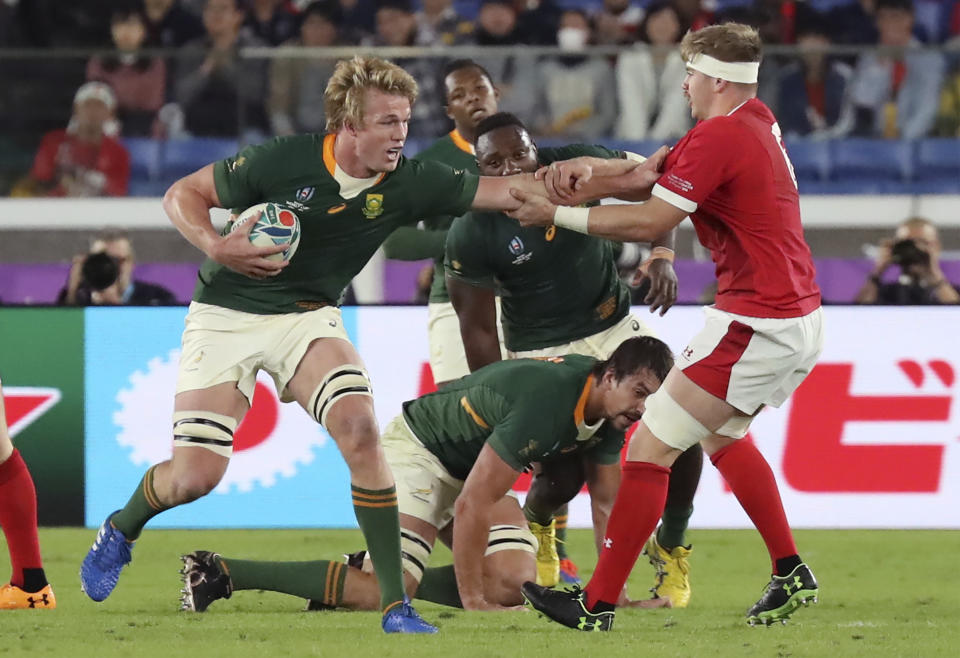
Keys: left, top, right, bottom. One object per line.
{"left": 445, "top": 144, "right": 631, "bottom": 352}
{"left": 402, "top": 354, "right": 623, "bottom": 480}
{"left": 195, "top": 133, "right": 479, "bottom": 314}
{"left": 408, "top": 129, "right": 478, "bottom": 304}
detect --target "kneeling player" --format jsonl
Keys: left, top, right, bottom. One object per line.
{"left": 179, "top": 336, "right": 673, "bottom": 613}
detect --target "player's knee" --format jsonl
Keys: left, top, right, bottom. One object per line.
{"left": 332, "top": 415, "right": 381, "bottom": 468}
{"left": 166, "top": 469, "right": 221, "bottom": 504}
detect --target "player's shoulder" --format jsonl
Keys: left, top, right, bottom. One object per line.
{"left": 412, "top": 134, "right": 455, "bottom": 161}
{"left": 539, "top": 144, "right": 621, "bottom": 164}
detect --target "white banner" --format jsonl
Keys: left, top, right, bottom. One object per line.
{"left": 356, "top": 306, "right": 960, "bottom": 529}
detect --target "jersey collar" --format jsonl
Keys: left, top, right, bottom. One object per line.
{"left": 322, "top": 133, "right": 387, "bottom": 200}
{"left": 449, "top": 129, "right": 475, "bottom": 155}
{"left": 573, "top": 376, "right": 605, "bottom": 440}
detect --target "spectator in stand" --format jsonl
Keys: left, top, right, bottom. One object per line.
{"left": 856, "top": 217, "right": 960, "bottom": 305}
{"left": 514, "top": 0, "right": 562, "bottom": 46}
{"left": 59, "top": 230, "right": 178, "bottom": 307}
{"left": 616, "top": 1, "right": 692, "bottom": 140}
{"left": 143, "top": 0, "right": 205, "bottom": 47}
{"left": 245, "top": 0, "right": 298, "bottom": 45}
{"left": 847, "top": 0, "right": 944, "bottom": 139}
{"left": 87, "top": 4, "right": 167, "bottom": 137}
{"left": 415, "top": 0, "right": 472, "bottom": 46}
{"left": 268, "top": 0, "right": 341, "bottom": 136}
{"left": 468, "top": 0, "right": 539, "bottom": 124}
{"left": 826, "top": 0, "right": 878, "bottom": 44}
{"left": 674, "top": 0, "right": 715, "bottom": 32}
{"left": 23, "top": 82, "right": 130, "bottom": 198}
{"left": 533, "top": 9, "right": 617, "bottom": 140}
{"left": 594, "top": 0, "right": 645, "bottom": 45}
{"left": 364, "top": 0, "right": 446, "bottom": 138}
{"left": 337, "top": 0, "right": 375, "bottom": 43}
{"left": 776, "top": 17, "right": 854, "bottom": 138}
{"left": 174, "top": 0, "right": 269, "bottom": 137}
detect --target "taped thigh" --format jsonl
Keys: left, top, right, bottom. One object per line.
{"left": 400, "top": 528, "right": 434, "bottom": 583}
{"left": 172, "top": 411, "right": 237, "bottom": 458}
{"left": 485, "top": 524, "right": 537, "bottom": 556}
{"left": 308, "top": 364, "right": 373, "bottom": 429}
{"left": 642, "top": 388, "right": 711, "bottom": 451}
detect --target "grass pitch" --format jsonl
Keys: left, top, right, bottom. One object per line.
{"left": 1, "top": 528, "right": 957, "bottom": 657}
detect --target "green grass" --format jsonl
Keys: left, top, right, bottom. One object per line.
{"left": 1, "top": 528, "right": 958, "bottom": 657}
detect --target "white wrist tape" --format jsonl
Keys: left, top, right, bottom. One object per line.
{"left": 553, "top": 206, "right": 591, "bottom": 234}
{"left": 686, "top": 53, "right": 759, "bottom": 84}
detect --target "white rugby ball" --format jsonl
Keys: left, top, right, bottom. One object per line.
{"left": 230, "top": 202, "right": 301, "bottom": 262}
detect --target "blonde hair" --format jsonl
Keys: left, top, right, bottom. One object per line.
{"left": 324, "top": 56, "right": 419, "bottom": 131}
{"left": 680, "top": 22, "right": 762, "bottom": 67}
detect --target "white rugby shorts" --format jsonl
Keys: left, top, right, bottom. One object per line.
{"left": 677, "top": 306, "right": 824, "bottom": 414}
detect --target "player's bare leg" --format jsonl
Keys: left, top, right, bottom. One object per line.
{"left": 0, "top": 387, "right": 54, "bottom": 609}
{"left": 82, "top": 381, "right": 245, "bottom": 602}
{"left": 287, "top": 337, "right": 434, "bottom": 632}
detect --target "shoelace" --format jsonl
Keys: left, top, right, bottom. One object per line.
{"left": 92, "top": 531, "right": 131, "bottom": 568}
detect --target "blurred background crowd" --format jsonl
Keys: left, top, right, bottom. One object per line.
{"left": 0, "top": 0, "right": 958, "bottom": 307}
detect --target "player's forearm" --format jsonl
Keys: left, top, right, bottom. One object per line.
{"left": 463, "top": 328, "right": 502, "bottom": 372}
{"left": 473, "top": 172, "right": 543, "bottom": 211}
{"left": 162, "top": 180, "right": 221, "bottom": 257}
{"left": 452, "top": 497, "right": 492, "bottom": 608}
{"left": 651, "top": 227, "right": 676, "bottom": 252}
{"left": 572, "top": 205, "right": 659, "bottom": 243}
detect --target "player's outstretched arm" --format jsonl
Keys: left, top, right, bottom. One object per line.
{"left": 453, "top": 444, "right": 525, "bottom": 612}
{"left": 469, "top": 172, "right": 547, "bottom": 212}
{"left": 447, "top": 277, "right": 502, "bottom": 372}
{"left": 162, "top": 165, "right": 287, "bottom": 279}
{"left": 508, "top": 192, "right": 688, "bottom": 244}
{"left": 584, "top": 461, "right": 620, "bottom": 556}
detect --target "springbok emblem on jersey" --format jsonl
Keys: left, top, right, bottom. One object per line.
{"left": 362, "top": 193, "right": 384, "bottom": 219}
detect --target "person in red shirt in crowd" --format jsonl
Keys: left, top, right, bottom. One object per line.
{"left": 28, "top": 82, "right": 130, "bottom": 197}
{"left": 0, "top": 379, "right": 55, "bottom": 610}
{"left": 510, "top": 22, "right": 824, "bottom": 631}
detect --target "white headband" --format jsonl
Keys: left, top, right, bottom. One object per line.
{"left": 687, "top": 53, "right": 759, "bottom": 84}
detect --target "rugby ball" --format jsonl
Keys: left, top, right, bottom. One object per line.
{"left": 230, "top": 202, "right": 301, "bottom": 262}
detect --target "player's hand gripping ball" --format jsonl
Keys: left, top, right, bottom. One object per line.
{"left": 229, "top": 202, "right": 301, "bottom": 262}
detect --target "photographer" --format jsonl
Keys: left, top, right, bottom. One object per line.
{"left": 58, "top": 230, "right": 177, "bottom": 306}
{"left": 856, "top": 217, "right": 960, "bottom": 305}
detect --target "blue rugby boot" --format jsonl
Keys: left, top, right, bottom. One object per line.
{"left": 80, "top": 511, "right": 134, "bottom": 602}
{"left": 381, "top": 596, "right": 438, "bottom": 634}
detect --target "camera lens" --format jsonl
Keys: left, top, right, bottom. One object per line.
{"left": 81, "top": 252, "right": 120, "bottom": 291}
{"left": 890, "top": 239, "right": 929, "bottom": 268}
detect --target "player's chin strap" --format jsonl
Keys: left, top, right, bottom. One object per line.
{"left": 308, "top": 364, "right": 374, "bottom": 429}
{"left": 172, "top": 411, "right": 237, "bottom": 458}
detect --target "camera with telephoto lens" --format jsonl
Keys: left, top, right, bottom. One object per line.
{"left": 890, "top": 239, "right": 929, "bottom": 268}
{"left": 80, "top": 252, "right": 120, "bottom": 291}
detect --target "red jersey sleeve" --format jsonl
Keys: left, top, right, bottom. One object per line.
{"left": 30, "top": 131, "right": 62, "bottom": 183}
{"left": 651, "top": 118, "right": 738, "bottom": 213}
{"left": 102, "top": 138, "right": 131, "bottom": 197}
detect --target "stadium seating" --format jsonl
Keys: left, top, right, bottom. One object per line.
{"left": 120, "top": 137, "right": 960, "bottom": 195}
{"left": 161, "top": 138, "right": 241, "bottom": 181}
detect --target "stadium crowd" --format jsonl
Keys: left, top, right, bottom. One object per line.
{"left": 2, "top": 1, "right": 960, "bottom": 180}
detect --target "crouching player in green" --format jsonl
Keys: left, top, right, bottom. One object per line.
{"left": 179, "top": 337, "right": 673, "bottom": 613}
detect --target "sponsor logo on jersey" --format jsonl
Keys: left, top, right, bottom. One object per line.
{"left": 362, "top": 193, "right": 384, "bottom": 219}
{"left": 228, "top": 156, "right": 246, "bottom": 172}
{"left": 296, "top": 186, "right": 316, "bottom": 202}
{"left": 545, "top": 226, "right": 556, "bottom": 242}
{"left": 327, "top": 203, "right": 347, "bottom": 214}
